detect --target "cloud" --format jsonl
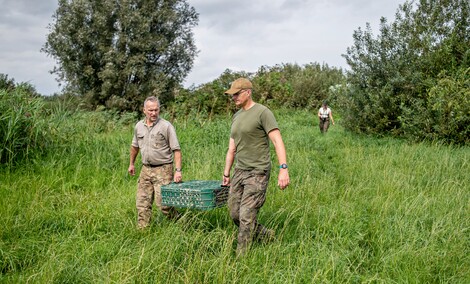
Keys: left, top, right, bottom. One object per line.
{"left": 1, "top": 0, "right": 56, "bottom": 16}
{"left": 0, "top": 0, "right": 58, "bottom": 94}
{"left": 184, "top": 0, "right": 404, "bottom": 87}
{"left": 0, "top": 0, "right": 404, "bottom": 95}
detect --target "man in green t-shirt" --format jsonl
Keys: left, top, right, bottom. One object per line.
{"left": 222, "top": 78, "right": 290, "bottom": 256}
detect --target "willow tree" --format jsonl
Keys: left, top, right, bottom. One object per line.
{"left": 341, "top": 0, "right": 469, "bottom": 144}
{"left": 43, "top": 0, "right": 198, "bottom": 111}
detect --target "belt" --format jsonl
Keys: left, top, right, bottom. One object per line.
{"left": 143, "top": 163, "right": 169, "bottom": 168}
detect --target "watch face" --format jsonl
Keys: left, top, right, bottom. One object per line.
{"left": 280, "top": 164, "right": 288, "bottom": 169}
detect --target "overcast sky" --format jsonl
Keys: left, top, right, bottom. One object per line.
{"left": 0, "top": 0, "right": 405, "bottom": 96}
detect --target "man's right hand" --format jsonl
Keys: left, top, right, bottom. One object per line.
{"left": 128, "top": 165, "right": 135, "bottom": 176}
{"left": 222, "top": 175, "right": 230, "bottom": 186}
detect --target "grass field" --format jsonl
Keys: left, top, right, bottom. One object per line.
{"left": 1, "top": 109, "right": 469, "bottom": 283}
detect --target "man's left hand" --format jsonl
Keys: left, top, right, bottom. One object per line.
{"left": 278, "top": 170, "right": 290, "bottom": 190}
{"left": 174, "top": 171, "right": 182, "bottom": 183}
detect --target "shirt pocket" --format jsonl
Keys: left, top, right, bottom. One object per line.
{"left": 136, "top": 133, "right": 145, "bottom": 148}
{"left": 153, "top": 131, "right": 167, "bottom": 148}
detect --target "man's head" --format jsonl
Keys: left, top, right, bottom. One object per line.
{"left": 225, "top": 78, "right": 253, "bottom": 108}
{"left": 322, "top": 100, "right": 328, "bottom": 108}
{"left": 143, "top": 96, "right": 160, "bottom": 123}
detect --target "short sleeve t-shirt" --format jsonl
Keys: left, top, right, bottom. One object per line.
{"left": 132, "top": 118, "right": 180, "bottom": 166}
{"left": 231, "top": 103, "right": 279, "bottom": 171}
{"left": 319, "top": 107, "right": 331, "bottom": 118}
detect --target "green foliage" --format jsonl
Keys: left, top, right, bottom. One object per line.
{"left": 168, "top": 63, "right": 344, "bottom": 120}
{"left": 254, "top": 63, "right": 344, "bottom": 109}
{"left": 1, "top": 110, "right": 469, "bottom": 282}
{"left": 0, "top": 85, "right": 137, "bottom": 168}
{"left": 341, "top": 0, "right": 470, "bottom": 144}
{"left": 42, "top": 0, "right": 199, "bottom": 111}
{"left": 401, "top": 67, "right": 470, "bottom": 144}
{"left": 0, "top": 74, "right": 16, "bottom": 91}
{"left": 0, "top": 87, "right": 46, "bottom": 166}
{"left": 167, "top": 69, "right": 248, "bottom": 120}
{"left": 43, "top": 92, "right": 84, "bottom": 113}
{"left": 254, "top": 64, "right": 295, "bottom": 107}
{"left": 0, "top": 73, "right": 40, "bottom": 97}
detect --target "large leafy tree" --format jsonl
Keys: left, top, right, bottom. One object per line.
{"left": 341, "top": 0, "right": 469, "bottom": 144}
{"left": 43, "top": 0, "right": 198, "bottom": 111}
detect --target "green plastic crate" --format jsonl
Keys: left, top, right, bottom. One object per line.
{"left": 161, "top": 180, "right": 229, "bottom": 210}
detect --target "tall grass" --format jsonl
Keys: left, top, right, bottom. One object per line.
{"left": 1, "top": 109, "right": 469, "bottom": 283}
{"left": 0, "top": 88, "right": 47, "bottom": 166}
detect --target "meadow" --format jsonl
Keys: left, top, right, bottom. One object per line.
{"left": 1, "top": 109, "right": 469, "bottom": 283}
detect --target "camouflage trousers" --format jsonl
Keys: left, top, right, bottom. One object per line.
{"left": 228, "top": 168, "right": 273, "bottom": 255}
{"left": 136, "top": 164, "right": 178, "bottom": 228}
{"left": 319, "top": 118, "right": 330, "bottom": 133}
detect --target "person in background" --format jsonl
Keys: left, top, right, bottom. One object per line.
{"left": 318, "top": 101, "right": 335, "bottom": 133}
{"left": 222, "top": 78, "right": 290, "bottom": 256}
{"left": 128, "top": 96, "right": 182, "bottom": 229}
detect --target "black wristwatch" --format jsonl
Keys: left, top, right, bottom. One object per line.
{"left": 279, "top": 163, "right": 288, "bottom": 169}
{"left": 175, "top": 168, "right": 182, "bottom": 172}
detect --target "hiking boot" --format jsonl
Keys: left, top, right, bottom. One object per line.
{"left": 167, "top": 210, "right": 182, "bottom": 222}
{"left": 236, "top": 243, "right": 249, "bottom": 258}
{"left": 137, "top": 223, "right": 149, "bottom": 230}
{"left": 256, "top": 228, "right": 275, "bottom": 243}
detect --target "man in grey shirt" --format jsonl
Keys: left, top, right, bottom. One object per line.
{"left": 128, "top": 96, "right": 182, "bottom": 229}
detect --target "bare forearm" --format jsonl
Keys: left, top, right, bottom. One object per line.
{"left": 173, "top": 150, "right": 183, "bottom": 182}
{"left": 269, "top": 130, "right": 287, "bottom": 164}
{"left": 268, "top": 129, "right": 290, "bottom": 190}
{"left": 222, "top": 139, "right": 236, "bottom": 186}
{"left": 224, "top": 150, "right": 235, "bottom": 176}
{"left": 129, "top": 146, "right": 139, "bottom": 165}
{"left": 224, "top": 139, "right": 236, "bottom": 175}
{"left": 128, "top": 146, "right": 139, "bottom": 176}
{"left": 174, "top": 150, "right": 182, "bottom": 169}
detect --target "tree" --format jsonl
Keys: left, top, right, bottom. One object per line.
{"left": 341, "top": 0, "right": 470, "bottom": 143}
{"left": 0, "top": 73, "right": 40, "bottom": 97}
{"left": 42, "top": 0, "right": 198, "bottom": 111}
{"left": 0, "top": 74, "right": 16, "bottom": 91}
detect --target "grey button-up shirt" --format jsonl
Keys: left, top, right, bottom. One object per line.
{"left": 132, "top": 118, "right": 180, "bottom": 166}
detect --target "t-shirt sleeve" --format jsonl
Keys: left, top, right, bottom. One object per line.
{"left": 261, "top": 108, "right": 279, "bottom": 133}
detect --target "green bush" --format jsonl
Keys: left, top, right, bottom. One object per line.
{"left": 401, "top": 67, "right": 470, "bottom": 144}
{"left": 167, "top": 69, "right": 248, "bottom": 121}
{"left": 0, "top": 85, "right": 137, "bottom": 168}
{"left": 341, "top": 0, "right": 470, "bottom": 144}
{"left": 0, "top": 74, "right": 16, "bottom": 91}
{"left": 0, "top": 87, "right": 48, "bottom": 166}
{"left": 254, "top": 63, "right": 344, "bottom": 109}
{"left": 169, "top": 64, "right": 344, "bottom": 121}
